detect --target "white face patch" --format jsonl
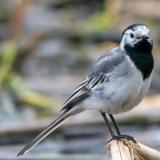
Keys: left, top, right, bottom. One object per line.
{"left": 120, "top": 29, "right": 133, "bottom": 50}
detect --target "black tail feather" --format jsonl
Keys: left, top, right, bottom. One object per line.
{"left": 17, "top": 110, "right": 69, "bottom": 156}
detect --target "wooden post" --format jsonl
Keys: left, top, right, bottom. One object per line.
{"left": 107, "top": 138, "right": 160, "bottom": 160}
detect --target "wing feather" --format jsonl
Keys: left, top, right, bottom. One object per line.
{"left": 62, "top": 73, "right": 105, "bottom": 110}
{"left": 62, "top": 47, "right": 124, "bottom": 111}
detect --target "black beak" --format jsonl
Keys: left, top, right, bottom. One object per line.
{"left": 142, "top": 35, "right": 152, "bottom": 46}
{"left": 142, "top": 35, "right": 150, "bottom": 40}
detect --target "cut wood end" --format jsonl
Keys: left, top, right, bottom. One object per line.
{"left": 107, "top": 138, "right": 160, "bottom": 160}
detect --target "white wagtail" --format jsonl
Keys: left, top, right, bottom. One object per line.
{"left": 18, "top": 23, "right": 154, "bottom": 156}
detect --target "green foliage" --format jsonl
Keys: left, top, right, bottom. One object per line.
{"left": 0, "top": 41, "right": 18, "bottom": 89}
{"left": 87, "top": 0, "right": 122, "bottom": 32}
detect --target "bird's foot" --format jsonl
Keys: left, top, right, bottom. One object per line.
{"left": 108, "top": 134, "right": 136, "bottom": 143}
{"left": 117, "top": 134, "right": 136, "bottom": 143}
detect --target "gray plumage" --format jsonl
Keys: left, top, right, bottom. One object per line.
{"left": 18, "top": 24, "right": 154, "bottom": 156}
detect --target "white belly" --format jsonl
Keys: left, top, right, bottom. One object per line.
{"left": 81, "top": 65, "right": 152, "bottom": 114}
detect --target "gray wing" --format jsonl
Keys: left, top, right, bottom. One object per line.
{"left": 90, "top": 47, "right": 124, "bottom": 77}
{"left": 62, "top": 73, "right": 105, "bottom": 110}
{"left": 62, "top": 47, "right": 124, "bottom": 110}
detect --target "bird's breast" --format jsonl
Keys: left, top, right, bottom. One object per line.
{"left": 83, "top": 57, "right": 152, "bottom": 114}
{"left": 101, "top": 68, "right": 152, "bottom": 114}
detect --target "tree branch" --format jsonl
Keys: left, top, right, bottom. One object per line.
{"left": 107, "top": 138, "right": 160, "bottom": 160}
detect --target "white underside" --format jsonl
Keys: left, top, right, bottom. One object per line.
{"left": 80, "top": 56, "right": 152, "bottom": 114}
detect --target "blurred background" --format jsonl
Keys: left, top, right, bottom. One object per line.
{"left": 0, "top": 0, "right": 160, "bottom": 159}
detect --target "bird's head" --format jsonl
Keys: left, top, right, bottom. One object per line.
{"left": 120, "top": 24, "right": 153, "bottom": 52}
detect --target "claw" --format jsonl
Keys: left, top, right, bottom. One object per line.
{"left": 108, "top": 134, "right": 136, "bottom": 143}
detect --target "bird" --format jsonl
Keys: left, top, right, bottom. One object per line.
{"left": 18, "top": 23, "right": 154, "bottom": 156}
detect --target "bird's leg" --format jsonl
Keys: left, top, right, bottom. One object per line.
{"left": 101, "top": 112, "right": 115, "bottom": 138}
{"left": 109, "top": 114, "right": 121, "bottom": 135}
{"left": 109, "top": 114, "right": 136, "bottom": 143}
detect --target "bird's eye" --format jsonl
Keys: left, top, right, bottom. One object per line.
{"left": 130, "top": 33, "right": 134, "bottom": 38}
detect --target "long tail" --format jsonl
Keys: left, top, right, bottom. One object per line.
{"left": 17, "top": 110, "right": 70, "bottom": 156}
